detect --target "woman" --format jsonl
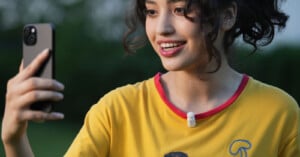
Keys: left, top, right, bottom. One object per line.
{"left": 2, "top": 0, "right": 299, "bottom": 156}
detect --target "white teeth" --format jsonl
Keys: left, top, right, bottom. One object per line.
{"left": 160, "top": 43, "right": 181, "bottom": 49}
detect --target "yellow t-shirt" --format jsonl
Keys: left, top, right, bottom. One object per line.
{"left": 65, "top": 73, "right": 300, "bottom": 157}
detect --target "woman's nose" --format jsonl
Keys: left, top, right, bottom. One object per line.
{"left": 156, "top": 12, "right": 175, "bottom": 36}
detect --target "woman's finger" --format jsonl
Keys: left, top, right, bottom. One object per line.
{"left": 17, "top": 78, "right": 64, "bottom": 95}
{"left": 7, "top": 78, "right": 64, "bottom": 101}
{"left": 19, "top": 60, "right": 24, "bottom": 72}
{"left": 16, "top": 90, "right": 64, "bottom": 109}
{"left": 21, "top": 110, "right": 64, "bottom": 122}
{"left": 17, "top": 49, "right": 50, "bottom": 81}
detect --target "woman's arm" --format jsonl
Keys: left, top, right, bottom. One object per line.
{"left": 2, "top": 134, "right": 33, "bottom": 157}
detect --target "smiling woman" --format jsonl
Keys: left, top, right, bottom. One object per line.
{"left": 1, "top": 0, "right": 300, "bottom": 156}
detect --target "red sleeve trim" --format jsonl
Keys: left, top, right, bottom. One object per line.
{"left": 154, "top": 73, "right": 249, "bottom": 119}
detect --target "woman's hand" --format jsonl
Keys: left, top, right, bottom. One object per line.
{"left": 1, "top": 49, "right": 64, "bottom": 147}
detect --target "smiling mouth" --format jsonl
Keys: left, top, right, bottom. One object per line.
{"left": 157, "top": 41, "right": 186, "bottom": 57}
{"left": 160, "top": 42, "right": 186, "bottom": 51}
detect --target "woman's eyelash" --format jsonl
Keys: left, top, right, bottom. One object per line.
{"left": 143, "top": 6, "right": 189, "bottom": 17}
{"left": 174, "top": 8, "right": 185, "bottom": 13}
{"left": 144, "top": 9, "right": 157, "bottom": 16}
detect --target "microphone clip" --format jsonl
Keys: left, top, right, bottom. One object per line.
{"left": 187, "top": 112, "right": 196, "bottom": 128}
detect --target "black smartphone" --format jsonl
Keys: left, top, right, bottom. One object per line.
{"left": 23, "top": 23, "right": 55, "bottom": 112}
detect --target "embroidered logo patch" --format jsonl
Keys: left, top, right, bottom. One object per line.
{"left": 229, "top": 139, "right": 252, "bottom": 157}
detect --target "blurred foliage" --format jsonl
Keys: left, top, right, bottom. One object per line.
{"left": 231, "top": 46, "right": 300, "bottom": 103}
{"left": 0, "top": 121, "right": 81, "bottom": 156}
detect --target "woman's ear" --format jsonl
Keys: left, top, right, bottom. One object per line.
{"left": 220, "top": 2, "right": 237, "bottom": 31}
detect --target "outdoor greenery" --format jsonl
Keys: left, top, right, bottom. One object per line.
{"left": 0, "top": 122, "right": 81, "bottom": 156}
{"left": 0, "top": 0, "right": 299, "bottom": 156}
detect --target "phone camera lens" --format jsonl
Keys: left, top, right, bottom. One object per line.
{"left": 24, "top": 26, "right": 37, "bottom": 45}
{"left": 24, "top": 27, "right": 31, "bottom": 37}
{"left": 27, "top": 35, "right": 36, "bottom": 45}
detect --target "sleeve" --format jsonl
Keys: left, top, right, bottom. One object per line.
{"left": 279, "top": 109, "right": 300, "bottom": 157}
{"left": 64, "top": 103, "right": 111, "bottom": 157}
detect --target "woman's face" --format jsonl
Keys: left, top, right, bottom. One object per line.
{"left": 145, "top": 0, "right": 210, "bottom": 72}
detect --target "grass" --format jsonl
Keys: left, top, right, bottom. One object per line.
{"left": 0, "top": 121, "right": 81, "bottom": 157}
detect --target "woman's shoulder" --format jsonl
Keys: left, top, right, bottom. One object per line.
{"left": 86, "top": 74, "right": 159, "bottom": 124}
{"left": 109, "top": 76, "right": 155, "bottom": 98}
{"left": 246, "top": 76, "right": 299, "bottom": 112}
{"left": 93, "top": 75, "right": 157, "bottom": 109}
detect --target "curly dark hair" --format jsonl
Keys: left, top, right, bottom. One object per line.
{"left": 123, "top": 0, "right": 288, "bottom": 71}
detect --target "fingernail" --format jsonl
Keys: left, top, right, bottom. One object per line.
{"left": 52, "top": 112, "right": 64, "bottom": 119}
{"left": 56, "top": 93, "right": 64, "bottom": 99}
{"left": 41, "top": 49, "right": 49, "bottom": 55}
{"left": 55, "top": 81, "right": 65, "bottom": 90}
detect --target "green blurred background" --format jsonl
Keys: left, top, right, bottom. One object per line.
{"left": 0, "top": 0, "right": 299, "bottom": 156}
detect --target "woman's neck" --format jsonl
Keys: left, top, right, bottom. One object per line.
{"left": 160, "top": 62, "right": 243, "bottom": 114}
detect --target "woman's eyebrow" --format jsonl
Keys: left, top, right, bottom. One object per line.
{"left": 145, "top": 0, "right": 156, "bottom": 5}
{"left": 168, "top": 0, "right": 186, "bottom": 3}
{"left": 145, "top": 0, "right": 186, "bottom": 4}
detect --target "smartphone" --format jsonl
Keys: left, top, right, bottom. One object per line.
{"left": 23, "top": 23, "right": 55, "bottom": 112}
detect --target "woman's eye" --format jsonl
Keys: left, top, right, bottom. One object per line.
{"left": 174, "top": 7, "right": 186, "bottom": 15}
{"left": 145, "top": 9, "right": 157, "bottom": 17}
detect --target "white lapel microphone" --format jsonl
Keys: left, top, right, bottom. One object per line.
{"left": 187, "top": 112, "right": 196, "bottom": 128}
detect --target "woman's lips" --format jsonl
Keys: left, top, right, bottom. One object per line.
{"left": 158, "top": 41, "right": 186, "bottom": 57}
